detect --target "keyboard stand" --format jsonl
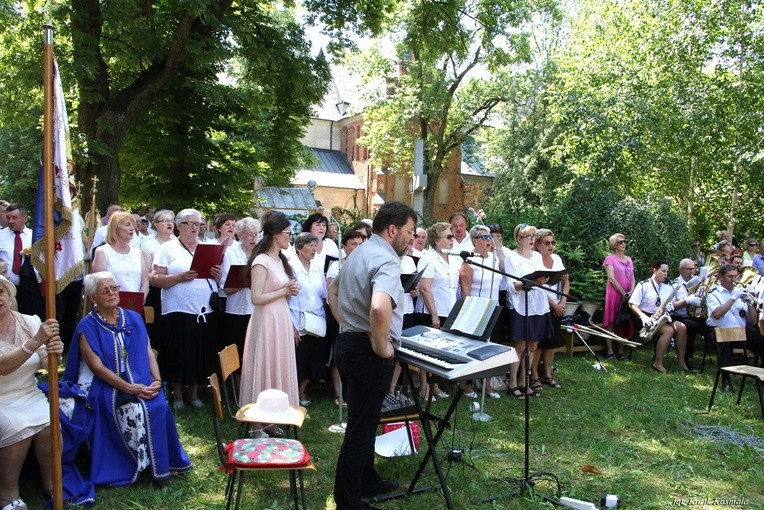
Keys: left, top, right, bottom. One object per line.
{"left": 374, "top": 364, "right": 462, "bottom": 510}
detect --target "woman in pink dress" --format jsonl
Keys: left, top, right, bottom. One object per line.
{"left": 602, "top": 233, "right": 635, "bottom": 359}
{"left": 239, "top": 212, "right": 300, "bottom": 436}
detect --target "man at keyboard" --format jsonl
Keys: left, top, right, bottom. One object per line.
{"left": 328, "top": 201, "right": 417, "bottom": 510}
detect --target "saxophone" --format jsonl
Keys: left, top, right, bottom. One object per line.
{"left": 638, "top": 283, "right": 680, "bottom": 342}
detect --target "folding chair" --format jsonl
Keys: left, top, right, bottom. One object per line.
{"left": 707, "top": 327, "right": 764, "bottom": 420}
{"left": 208, "top": 374, "right": 315, "bottom": 509}
{"left": 218, "top": 344, "right": 240, "bottom": 418}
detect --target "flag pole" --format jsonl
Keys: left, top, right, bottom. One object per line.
{"left": 42, "top": 22, "right": 64, "bottom": 510}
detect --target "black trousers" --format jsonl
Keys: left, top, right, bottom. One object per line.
{"left": 670, "top": 315, "right": 707, "bottom": 359}
{"left": 334, "top": 332, "right": 394, "bottom": 510}
{"left": 56, "top": 278, "right": 83, "bottom": 353}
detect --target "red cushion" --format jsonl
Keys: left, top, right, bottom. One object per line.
{"left": 224, "top": 438, "right": 311, "bottom": 469}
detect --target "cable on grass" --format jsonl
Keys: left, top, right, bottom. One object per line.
{"left": 679, "top": 421, "right": 764, "bottom": 451}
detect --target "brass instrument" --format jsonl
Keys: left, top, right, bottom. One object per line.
{"left": 639, "top": 285, "right": 679, "bottom": 342}
{"left": 687, "top": 253, "right": 722, "bottom": 318}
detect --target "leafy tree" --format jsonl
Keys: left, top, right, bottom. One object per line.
{"left": 2, "top": 0, "right": 394, "bottom": 214}
{"left": 549, "top": 0, "right": 764, "bottom": 242}
{"left": 352, "top": 0, "right": 540, "bottom": 221}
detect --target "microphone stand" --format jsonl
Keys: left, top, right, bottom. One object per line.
{"left": 454, "top": 252, "right": 573, "bottom": 504}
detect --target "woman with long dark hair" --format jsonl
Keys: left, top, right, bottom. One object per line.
{"left": 239, "top": 212, "right": 300, "bottom": 436}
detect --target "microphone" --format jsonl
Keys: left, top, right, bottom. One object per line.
{"left": 440, "top": 249, "right": 474, "bottom": 258}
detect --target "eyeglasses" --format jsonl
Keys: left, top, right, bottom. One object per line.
{"left": 617, "top": 240, "right": 628, "bottom": 245}
{"left": 96, "top": 285, "right": 120, "bottom": 295}
{"left": 156, "top": 218, "right": 173, "bottom": 224}
{"left": 748, "top": 243, "right": 757, "bottom": 247}
{"left": 180, "top": 221, "right": 202, "bottom": 228}
{"left": 443, "top": 234, "right": 455, "bottom": 240}
{"left": 518, "top": 235, "right": 534, "bottom": 240}
{"left": 475, "top": 234, "right": 492, "bottom": 241}
{"left": 679, "top": 266, "right": 694, "bottom": 270}
{"left": 398, "top": 226, "right": 416, "bottom": 236}
{"left": 543, "top": 240, "right": 556, "bottom": 246}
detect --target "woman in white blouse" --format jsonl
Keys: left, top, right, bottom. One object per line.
{"left": 505, "top": 224, "right": 553, "bottom": 399}
{"left": 91, "top": 211, "right": 150, "bottom": 300}
{"left": 288, "top": 232, "right": 327, "bottom": 406}
{"left": 458, "top": 224, "right": 504, "bottom": 398}
{"left": 413, "top": 222, "right": 460, "bottom": 399}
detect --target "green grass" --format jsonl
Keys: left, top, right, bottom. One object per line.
{"left": 22, "top": 346, "right": 764, "bottom": 509}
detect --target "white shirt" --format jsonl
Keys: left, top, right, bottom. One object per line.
{"left": 140, "top": 233, "right": 175, "bottom": 258}
{"left": 671, "top": 275, "right": 695, "bottom": 318}
{"left": 0, "top": 227, "right": 32, "bottom": 285}
{"left": 463, "top": 253, "right": 502, "bottom": 300}
{"left": 99, "top": 244, "right": 142, "bottom": 292}
{"left": 505, "top": 250, "right": 549, "bottom": 316}
{"left": 220, "top": 243, "right": 254, "bottom": 316}
{"left": 414, "top": 248, "right": 460, "bottom": 317}
{"left": 706, "top": 284, "right": 749, "bottom": 328}
{"left": 629, "top": 277, "right": 675, "bottom": 315}
{"left": 153, "top": 239, "right": 213, "bottom": 315}
{"left": 541, "top": 253, "right": 566, "bottom": 304}
{"left": 401, "top": 255, "right": 417, "bottom": 314}
{"left": 288, "top": 256, "right": 327, "bottom": 335}
{"left": 453, "top": 235, "right": 474, "bottom": 254}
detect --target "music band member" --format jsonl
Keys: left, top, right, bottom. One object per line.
{"left": 327, "top": 201, "right": 416, "bottom": 510}
{"left": 670, "top": 258, "right": 706, "bottom": 369}
{"left": 705, "top": 264, "right": 764, "bottom": 392}
{"left": 628, "top": 260, "right": 689, "bottom": 373}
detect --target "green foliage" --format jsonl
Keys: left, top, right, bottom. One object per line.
{"left": 548, "top": 176, "right": 693, "bottom": 304}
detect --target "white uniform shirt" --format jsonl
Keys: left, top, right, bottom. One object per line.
{"left": 288, "top": 257, "right": 327, "bottom": 335}
{"left": 629, "top": 278, "right": 676, "bottom": 315}
{"left": 706, "top": 284, "right": 749, "bottom": 328}
{"left": 152, "top": 239, "right": 213, "bottom": 315}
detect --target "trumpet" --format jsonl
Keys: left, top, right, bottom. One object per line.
{"left": 740, "top": 289, "right": 763, "bottom": 312}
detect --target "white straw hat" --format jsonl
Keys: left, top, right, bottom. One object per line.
{"left": 243, "top": 389, "right": 306, "bottom": 427}
{"left": 0, "top": 275, "right": 17, "bottom": 301}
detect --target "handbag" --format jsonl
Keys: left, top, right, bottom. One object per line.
{"left": 300, "top": 311, "right": 326, "bottom": 338}
{"left": 616, "top": 301, "right": 632, "bottom": 325}
{"left": 209, "top": 291, "right": 225, "bottom": 313}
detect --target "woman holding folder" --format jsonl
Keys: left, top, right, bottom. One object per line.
{"left": 150, "top": 208, "right": 220, "bottom": 410}
{"left": 505, "top": 223, "right": 553, "bottom": 399}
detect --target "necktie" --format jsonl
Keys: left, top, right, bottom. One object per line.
{"left": 12, "top": 231, "right": 22, "bottom": 275}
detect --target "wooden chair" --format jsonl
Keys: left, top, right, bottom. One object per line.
{"left": 707, "top": 327, "right": 764, "bottom": 420}
{"left": 144, "top": 305, "right": 155, "bottom": 324}
{"left": 208, "top": 374, "right": 315, "bottom": 509}
{"left": 218, "top": 344, "right": 240, "bottom": 418}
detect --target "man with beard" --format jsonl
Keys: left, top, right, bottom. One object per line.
{"left": 328, "top": 201, "right": 416, "bottom": 510}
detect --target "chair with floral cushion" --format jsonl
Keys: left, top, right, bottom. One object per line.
{"left": 208, "top": 374, "right": 315, "bottom": 509}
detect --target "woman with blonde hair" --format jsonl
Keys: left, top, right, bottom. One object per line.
{"left": 505, "top": 224, "right": 552, "bottom": 398}
{"left": 91, "top": 211, "right": 150, "bottom": 301}
{"left": 602, "top": 233, "right": 635, "bottom": 359}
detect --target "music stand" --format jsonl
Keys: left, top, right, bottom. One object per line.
{"left": 453, "top": 254, "right": 572, "bottom": 504}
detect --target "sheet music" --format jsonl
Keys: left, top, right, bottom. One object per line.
{"left": 449, "top": 296, "right": 493, "bottom": 336}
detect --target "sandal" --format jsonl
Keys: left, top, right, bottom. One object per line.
{"left": 507, "top": 386, "right": 526, "bottom": 400}
{"left": 1, "top": 499, "right": 27, "bottom": 510}
{"left": 530, "top": 379, "right": 543, "bottom": 390}
{"left": 542, "top": 377, "right": 561, "bottom": 388}
{"left": 520, "top": 386, "right": 540, "bottom": 398}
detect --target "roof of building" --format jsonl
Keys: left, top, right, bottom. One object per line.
{"left": 292, "top": 148, "right": 365, "bottom": 190}
{"left": 312, "top": 51, "right": 360, "bottom": 121}
{"left": 255, "top": 187, "right": 318, "bottom": 211}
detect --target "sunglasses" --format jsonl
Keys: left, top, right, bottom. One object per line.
{"left": 748, "top": 243, "right": 757, "bottom": 247}
{"left": 543, "top": 240, "right": 556, "bottom": 246}
{"left": 617, "top": 240, "right": 628, "bottom": 245}
{"left": 443, "top": 234, "right": 455, "bottom": 240}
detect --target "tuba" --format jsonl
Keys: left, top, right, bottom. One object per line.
{"left": 687, "top": 254, "right": 721, "bottom": 319}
